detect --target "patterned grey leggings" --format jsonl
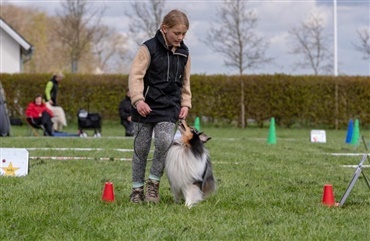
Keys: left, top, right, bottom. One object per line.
{"left": 132, "top": 121, "right": 176, "bottom": 185}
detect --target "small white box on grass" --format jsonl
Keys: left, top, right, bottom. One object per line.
{"left": 310, "top": 130, "right": 326, "bottom": 143}
{"left": 1, "top": 148, "right": 29, "bottom": 176}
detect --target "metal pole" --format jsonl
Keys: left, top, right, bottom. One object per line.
{"left": 334, "top": 0, "right": 339, "bottom": 129}
{"left": 334, "top": 0, "right": 338, "bottom": 76}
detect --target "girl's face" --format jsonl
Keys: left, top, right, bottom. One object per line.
{"left": 163, "top": 24, "right": 188, "bottom": 47}
{"left": 34, "top": 97, "right": 42, "bottom": 105}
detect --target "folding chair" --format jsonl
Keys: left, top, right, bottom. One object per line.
{"left": 26, "top": 117, "right": 45, "bottom": 136}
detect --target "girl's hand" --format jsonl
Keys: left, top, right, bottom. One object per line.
{"left": 178, "top": 107, "right": 189, "bottom": 119}
{"left": 136, "top": 100, "right": 152, "bottom": 117}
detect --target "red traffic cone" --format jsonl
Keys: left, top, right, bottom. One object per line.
{"left": 102, "top": 182, "right": 115, "bottom": 202}
{"left": 322, "top": 184, "right": 335, "bottom": 206}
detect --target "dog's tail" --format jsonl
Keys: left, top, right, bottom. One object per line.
{"left": 202, "top": 158, "right": 216, "bottom": 196}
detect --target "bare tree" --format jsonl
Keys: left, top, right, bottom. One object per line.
{"left": 125, "top": 0, "right": 166, "bottom": 45}
{"left": 288, "top": 12, "right": 333, "bottom": 75}
{"left": 205, "top": 0, "right": 272, "bottom": 128}
{"left": 55, "top": 0, "right": 106, "bottom": 73}
{"left": 92, "top": 25, "right": 130, "bottom": 73}
{"left": 354, "top": 28, "right": 370, "bottom": 60}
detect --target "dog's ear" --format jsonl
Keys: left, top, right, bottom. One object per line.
{"left": 199, "top": 133, "right": 211, "bottom": 143}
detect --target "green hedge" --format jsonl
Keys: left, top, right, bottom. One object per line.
{"left": 1, "top": 73, "right": 126, "bottom": 123}
{"left": 1, "top": 73, "right": 369, "bottom": 129}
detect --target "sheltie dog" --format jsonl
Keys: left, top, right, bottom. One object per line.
{"left": 165, "top": 119, "right": 216, "bottom": 208}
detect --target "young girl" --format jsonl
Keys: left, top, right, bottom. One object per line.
{"left": 128, "top": 9, "right": 192, "bottom": 203}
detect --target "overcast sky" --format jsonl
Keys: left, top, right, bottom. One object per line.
{"left": 3, "top": 0, "right": 370, "bottom": 76}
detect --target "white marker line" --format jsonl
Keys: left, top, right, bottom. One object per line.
{"left": 330, "top": 153, "right": 370, "bottom": 156}
{"left": 26, "top": 148, "right": 155, "bottom": 153}
{"left": 341, "top": 165, "right": 370, "bottom": 168}
{"left": 29, "top": 156, "right": 133, "bottom": 161}
{"left": 28, "top": 157, "right": 241, "bottom": 165}
{"left": 27, "top": 148, "right": 104, "bottom": 151}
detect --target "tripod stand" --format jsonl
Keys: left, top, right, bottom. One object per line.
{"left": 338, "top": 135, "right": 370, "bottom": 207}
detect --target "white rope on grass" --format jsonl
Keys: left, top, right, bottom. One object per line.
{"left": 341, "top": 165, "right": 370, "bottom": 168}
{"left": 29, "top": 156, "right": 133, "bottom": 161}
{"left": 28, "top": 157, "right": 238, "bottom": 164}
{"left": 27, "top": 151, "right": 370, "bottom": 155}
{"left": 328, "top": 153, "right": 370, "bottom": 168}
{"left": 330, "top": 153, "right": 370, "bottom": 156}
{"left": 26, "top": 148, "right": 137, "bottom": 152}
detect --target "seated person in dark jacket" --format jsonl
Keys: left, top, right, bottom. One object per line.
{"left": 25, "top": 94, "right": 54, "bottom": 136}
{"left": 118, "top": 89, "right": 134, "bottom": 136}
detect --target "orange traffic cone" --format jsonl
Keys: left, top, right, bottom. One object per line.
{"left": 322, "top": 184, "right": 335, "bottom": 206}
{"left": 102, "top": 182, "right": 115, "bottom": 202}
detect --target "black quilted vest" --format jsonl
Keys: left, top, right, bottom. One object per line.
{"left": 132, "top": 30, "right": 189, "bottom": 123}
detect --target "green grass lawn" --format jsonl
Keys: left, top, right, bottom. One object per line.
{"left": 1, "top": 123, "right": 369, "bottom": 241}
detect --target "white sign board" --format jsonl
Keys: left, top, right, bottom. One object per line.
{"left": 1, "top": 148, "right": 29, "bottom": 176}
{"left": 310, "top": 130, "right": 326, "bottom": 143}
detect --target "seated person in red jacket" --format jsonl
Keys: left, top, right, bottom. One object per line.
{"left": 25, "top": 94, "right": 54, "bottom": 136}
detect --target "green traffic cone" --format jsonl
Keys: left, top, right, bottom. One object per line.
{"left": 350, "top": 119, "right": 360, "bottom": 145}
{"left": 267, "top": 117, "right": 276, "bottom": 144}
{"left": 194, "top": 117, "right": 200, "bottom": 131}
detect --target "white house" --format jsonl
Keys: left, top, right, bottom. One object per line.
{"left": 0, "top": 17, "right": 33, "bottom": 73}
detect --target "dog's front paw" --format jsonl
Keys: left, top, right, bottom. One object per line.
{"left": 185, "top": 201, "right": 196, "bottom": 209}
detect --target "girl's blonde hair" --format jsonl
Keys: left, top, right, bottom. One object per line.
{"left": 162, "top": 9, "right": 189, "bottom": 29}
